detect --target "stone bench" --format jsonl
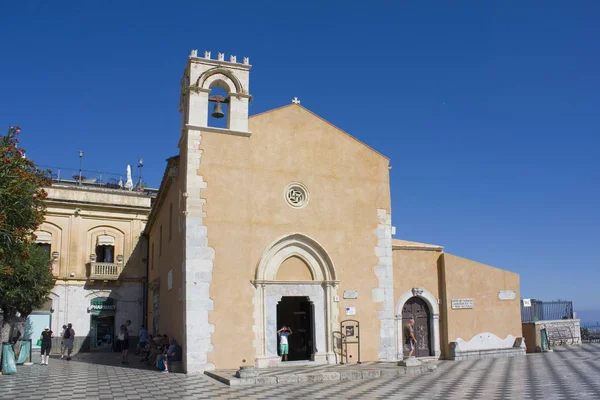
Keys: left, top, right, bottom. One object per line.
{"left": 449, "top": 333, "right": 526, "bottom": 361}
{"left": 168, "top": 360, "right": 184, "bottom": 373}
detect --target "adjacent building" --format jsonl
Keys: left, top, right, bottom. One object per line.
{"left": 145, "top": 50, "right": 525, "bottom": 373}
{"left": 30, "top": 175, "right": 156, "bottom": 353}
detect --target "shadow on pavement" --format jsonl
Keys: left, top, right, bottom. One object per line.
{"left": 48, "top": 351, "right": 161, "bottom": 372}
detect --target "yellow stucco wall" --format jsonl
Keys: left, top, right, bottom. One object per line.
{"left": 146, "top": 172, "right": 185, "bottom": 344}
{"left": 392, "top": 247, "right": 443, "bottom": 304}
{"left": 199, "top": 105, "right": 391, "bottom": 369}
{"left": 441, "top": 253, "right": 522, "bottom": 355}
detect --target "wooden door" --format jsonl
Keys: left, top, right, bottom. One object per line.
{"left": 401, "top": 297, "right": 432, "bottom": 358}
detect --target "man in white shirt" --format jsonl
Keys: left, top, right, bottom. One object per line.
{"left": 277, "top": 326, "right": 293, "bottom": 362}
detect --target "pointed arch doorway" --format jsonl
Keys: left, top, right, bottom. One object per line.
{"left": 252, "top": 234, "right": 339, "bottom": 368}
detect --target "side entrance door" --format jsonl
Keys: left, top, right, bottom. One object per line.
{"left": 401, "top": 297, "right": 432, "bottom": 358}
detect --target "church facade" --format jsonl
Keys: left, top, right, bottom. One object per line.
{"left": 145, "top": 50, "right": 524, "bottom": 373}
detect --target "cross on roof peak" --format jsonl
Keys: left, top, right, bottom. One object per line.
{"left": 292, "top": 97, "right": 300, "bottom": 105}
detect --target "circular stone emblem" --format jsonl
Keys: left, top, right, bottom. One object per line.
{"left": 284, "top": 182, "right": 309, "bottom": 209}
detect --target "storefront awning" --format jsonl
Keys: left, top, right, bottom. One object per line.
{"left": 35, "top": 231, "right": 52, "bottom": 244}
{"left": 96, "top": 235, "right": 115, "bottom": 247}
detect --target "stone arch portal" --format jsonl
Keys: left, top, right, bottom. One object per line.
{"left": 253, "top": 234, "right": 338, "bottom": 368}
{"left": 396, "top": 288, "right": 441, "bottom": 359}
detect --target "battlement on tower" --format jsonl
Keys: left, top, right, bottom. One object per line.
{"left": 189, "top": 49, "right": 250, "bottom": 68}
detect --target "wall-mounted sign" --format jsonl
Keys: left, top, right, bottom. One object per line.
{"left": 345, "top": 326, "right": 355, "bottom": 337}
{"left": 522, "top": 299, "right": 532, "bottom": 307}
{"left": 498, "top": 290, "right": 516, "bottom": 300}
{"left": 345, "top": 307, "right": 356, "bottom": 316}
{"left": 343, "top": 291, "right": 358, "bottom": 299}
{"left": 451, "top": 298, "right": 474, "bottom": 309}
{"left": 89, "top": 297, "right": 116, "bottom": 315}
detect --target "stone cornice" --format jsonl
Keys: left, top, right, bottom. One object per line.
{"left": 188, "top": 57, "right": 252, "bottom": 71}
{"left": 392, "top": 244, "right": 444, "bottom": 252}
{"left": 184, "top": 124, "right": 252, "bottom": 137}
{"left": 251, "top": 280, "right": 339, "bottom": 288}
{"left": 45, "top": 199, "right": 151, "bottom": 214}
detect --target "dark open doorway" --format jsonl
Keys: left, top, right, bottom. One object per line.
{"left": 276, "top": 296, "right": 314, "bottom": 361}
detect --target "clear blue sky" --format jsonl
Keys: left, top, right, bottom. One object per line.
{"left": 1, "top": 2, "right": 598, "bottom": 315}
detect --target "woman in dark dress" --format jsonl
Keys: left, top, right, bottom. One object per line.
{"left": 40, "top": 326, "right": 53, "bottom": 366}
{"left": 119, "top": 324, "right": 130, "bottom": 364}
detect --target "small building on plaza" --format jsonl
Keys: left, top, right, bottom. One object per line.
{"left": 144, "top": 50, "right": 525, "bottom": 373}
{"left": 31, "top": 174, "right": 155, "bottom": 353}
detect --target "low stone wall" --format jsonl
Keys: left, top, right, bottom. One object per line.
{"left": 522, "top": 319, "right": 581, "bottom": 353}
{"left": 449, "top": 333, "right": 526, "bottom": 361}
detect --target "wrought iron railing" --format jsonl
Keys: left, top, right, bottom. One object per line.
{"left": 521, "top": 299, "right": 574, "bottom": 322}
{"left": 581, "top": 323, "right": 600, "bottom": 343}
{"left": 39, "top": 165, "right": 157, "bottom": 195}
{"left": 88, "top": 262, "right": 122, "bottom": 280}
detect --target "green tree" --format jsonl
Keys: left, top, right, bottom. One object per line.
{"left": 1, "top": 243, "right": 53, "bottom": 317}
{"left": 0, "top": 126, "right": 53, "bottom": 340}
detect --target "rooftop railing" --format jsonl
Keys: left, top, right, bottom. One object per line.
{"left": 521, "top": 300, "right": 574, "bottom": 322}
{"left": 39, "top": 165, "right": 157, "bottom": 196}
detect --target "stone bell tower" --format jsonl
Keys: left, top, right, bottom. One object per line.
{"left": 179, "top": 49, "right": 252, "bottom": 135}
{"left": 178, "top": 49, "right": 252, "bottom": 373}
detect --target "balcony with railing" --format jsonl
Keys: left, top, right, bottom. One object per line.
{"left": 87, "top": 262, "right": 122, "bottom": 281}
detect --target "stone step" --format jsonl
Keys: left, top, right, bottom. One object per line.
{"left": 204, "top": 364, "right": 437, "bottom": 386}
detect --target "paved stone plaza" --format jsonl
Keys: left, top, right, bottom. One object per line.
{"left": 2, "top": 344, "right": 600, "bottom": 399}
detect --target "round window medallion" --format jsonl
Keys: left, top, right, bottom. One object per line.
{"left": 284, "top": 182, "right": 309, "bottom": 209}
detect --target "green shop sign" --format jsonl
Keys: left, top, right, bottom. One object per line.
{"left": 89, "top": 297, "right": 117, "bottom": 315}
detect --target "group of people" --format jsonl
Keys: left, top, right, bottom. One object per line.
{"left": 138, "top": 332, "right": 180, "bottom": 373}
{"left": 38, "top": 323, "right": 75, "bottom": 365}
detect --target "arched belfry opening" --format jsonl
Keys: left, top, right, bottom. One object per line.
{"left": 252, "top": 234, "right": 339, "bottom": 368}
{"left": 207, "top": 84, "right": 229, "bottom": 129}
{"left": 180, "top": 50, "right": 252, "bottom": 135}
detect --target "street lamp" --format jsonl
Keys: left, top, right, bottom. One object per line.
{"left": 137, "top": 158, "right": 144, "bottom": 190}
{"left": 78, "top": 150, "right": 84, "bottom": 185}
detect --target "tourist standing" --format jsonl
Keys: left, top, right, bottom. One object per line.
{"left": 61, "top": 323, "right": 75, "bottom": 360}
{"left": 59, "top": 325, "right": 67, "bottom": 359}
{"left": 40, "top": 326, "right": 53, "bottom": 366}
{"left": 119, "top": 324, "right": 130, "bottom": 364}
{"left": 277, "top": 325, "right": 293, "bottom": 362}
{"left": 137, "top": 325, "right": 148, "bottom": 355}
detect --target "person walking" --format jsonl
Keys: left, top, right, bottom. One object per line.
{"left": 277, "top": 325, "right": 293, "bottom": 362}
{"left": 119, "top": 324, "right": 130, "bottom": 364}
{"left": 40, "top": 326, "right": 53, "bottom": 366}
{"left": 404, "top": 318, "right": 417, "bottom": 358}
{"left": 61, "top": 323, "right": 75, "bottom": 360}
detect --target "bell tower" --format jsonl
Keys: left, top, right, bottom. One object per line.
{"left": 178, "top": 49, "right": 252, "bottom": 373}
{"left": 179, "top": 49, "right": 252, "bottom": 135}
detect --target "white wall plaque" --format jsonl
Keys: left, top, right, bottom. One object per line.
{"left": 451, "top": 298, "right": 473, "bottom": 309}
{"left": 345, "top": 307, "right": 356, "bottom": 316}
{"left": 522, "top": 299, "right": 532, "bottom": 307}
{"left": 343, "top": 290, "right": 358, "bottom": 299}
{"left": 498, "top": 290, "right": 516, "bottom": 300}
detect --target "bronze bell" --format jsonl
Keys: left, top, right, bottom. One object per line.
{"left": 211, "top": 102, "right": 225, "bottom": 119}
